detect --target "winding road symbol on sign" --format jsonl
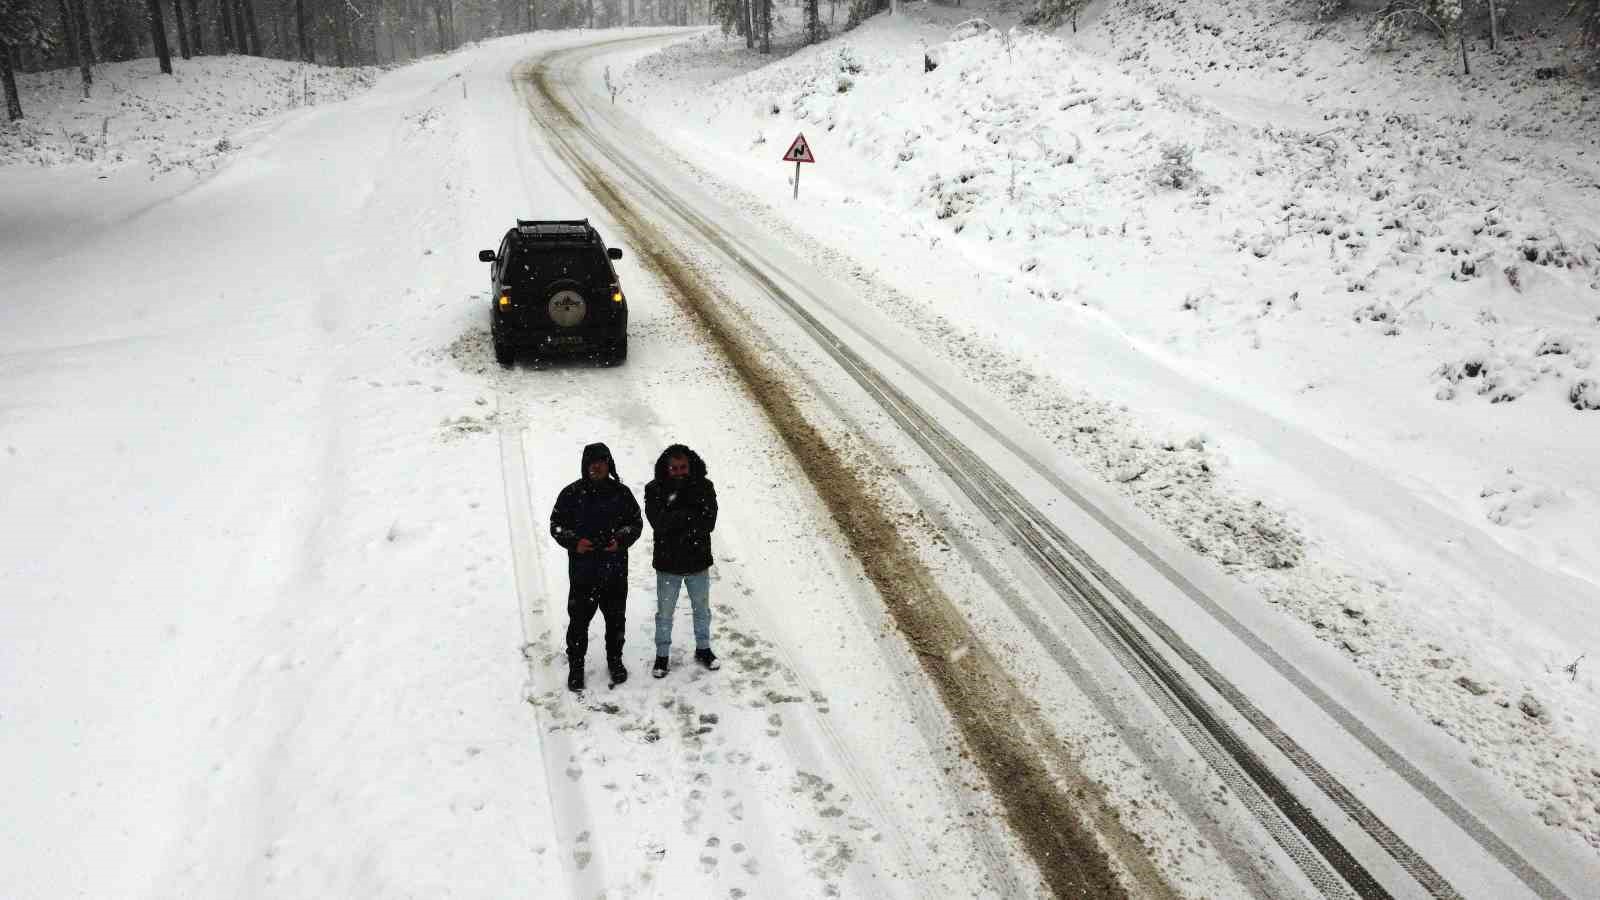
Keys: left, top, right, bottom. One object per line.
{"left": 782, "top": 133, "right": 816, "bottom": 164}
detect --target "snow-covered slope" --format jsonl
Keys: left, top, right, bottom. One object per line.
{"left": 615, "top": 0, "right": 1600, "bottom": 854}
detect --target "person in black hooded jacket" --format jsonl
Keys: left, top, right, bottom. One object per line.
{"left": 644, "top": 444, "right": 719, "bottom": 678}
{"left": 549, "top": 442, "right": 642, "bottom": 692}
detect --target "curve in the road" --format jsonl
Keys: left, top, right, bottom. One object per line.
{"left": 514, "top": 35, "right": 1574, "bottom": 900}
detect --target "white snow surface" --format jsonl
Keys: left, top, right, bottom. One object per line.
{"left": 4, "top": 0, "right": 1600, "bottom": 895}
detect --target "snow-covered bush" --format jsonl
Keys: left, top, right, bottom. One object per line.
{"left": 1149, "top": 141, "right": 1198, "bottom": 189}
{"left": 1572, "top": 379, "right": 1600, "bottom": 410}
{"left": 923, "top": 169, "right": 988, "bottom": 220}
{"left": 1353, "top": 300, "right": 1401, "bottom": 334}
{"left": 1024, "top": 0, "right": 1090, "bottom": 28}
{"left": 949, "top": 19, "right": 994, "bottom": 42}
{"left": 1480, "top": 470, "right": 1561, "bottom": 527}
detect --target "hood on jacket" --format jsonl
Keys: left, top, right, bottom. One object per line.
{"left": 653, "top": 444, "right": 707, "bottom": 482}
{"left": 582, "top": 442, "right": 619, "bottom": 481}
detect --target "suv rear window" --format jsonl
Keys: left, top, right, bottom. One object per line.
{"left": 503, "top": 245, "right": 605, "bottom": 287}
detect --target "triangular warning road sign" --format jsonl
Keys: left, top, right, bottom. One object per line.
{"left": 782, "top": 133, "right": 816, "bottom": 164}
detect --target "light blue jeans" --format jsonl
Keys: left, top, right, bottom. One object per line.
{"left": 655, "top": 569, "right": 711, "bottom": 657}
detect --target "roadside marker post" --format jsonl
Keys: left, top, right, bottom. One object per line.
{"left": 782, "top": 133, "right": 816, "bottom": 199}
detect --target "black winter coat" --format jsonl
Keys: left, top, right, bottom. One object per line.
{"left": 644, "top": 445, "right": 718, "bottom": 575}
{"left": 549, "top": 442, "right": 643, "bottom": 584}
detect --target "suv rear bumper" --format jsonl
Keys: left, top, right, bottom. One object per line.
{"left": 492, "top": 319, "right": 626, "bottom": 352}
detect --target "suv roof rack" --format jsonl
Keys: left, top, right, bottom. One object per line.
{"left": 514, "top": 219, "right": 595, "bottom": 241}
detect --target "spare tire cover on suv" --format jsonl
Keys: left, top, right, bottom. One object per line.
{"left": 547, "top": 288, "right": 587, "bottom": 327}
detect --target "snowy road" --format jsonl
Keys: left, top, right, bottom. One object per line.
{"left": 2, "top": 25, "right": 1596, "bottom": 900}
{"left": 521, "top": 31, "right": 1596, "bottom": 900}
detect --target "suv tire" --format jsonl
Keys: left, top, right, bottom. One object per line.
{"left": 608, "top": 335, "right": 628, "bottom": 366}
{"left": 493, "top": 339, "right": 514, "bottom": 368}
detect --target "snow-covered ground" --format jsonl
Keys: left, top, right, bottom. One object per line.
{"left": 4, "top": 0, "right": 1599, "bottom": 895}
{"left": 612, "top": 0, "right": 1600, "bottom": 855}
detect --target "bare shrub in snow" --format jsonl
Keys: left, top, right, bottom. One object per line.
{"left": 1148, "top": 141, "right": 1198, "bottom": 190}
{"left": 923, "top": 169, "right": 987, "bottom": 220}
{"left": 1370, "top": 0, "right": 1455, "bottom": 50}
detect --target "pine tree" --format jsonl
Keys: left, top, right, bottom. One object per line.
{"left": 147, "top": 0, "right": 174, "bottom": 73}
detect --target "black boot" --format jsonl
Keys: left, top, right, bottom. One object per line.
{"left": 652, "top": 656, "right": 669, "bottom": 678}
{"left": 567, "top": 657, "right": 584, "bottom": 692}
{"left": 695, "top": 648, "right": 720, "bottom": 671}
{"left": 608, "top": 656, "right": 628, "bottom": 687}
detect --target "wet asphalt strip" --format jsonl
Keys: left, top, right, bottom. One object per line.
{"left": 515, "top": 35, "right": 1571, "bottom": 900}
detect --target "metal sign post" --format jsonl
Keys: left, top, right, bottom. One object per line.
{"left": 781, "top": 133, "right": 816, "bottom": 199}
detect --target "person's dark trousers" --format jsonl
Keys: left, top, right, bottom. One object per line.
{"left": 566, "top": 577, "right": 628, "bottom": 663}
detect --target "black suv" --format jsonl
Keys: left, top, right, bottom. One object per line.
{"left": 478, "top": 219, "right": 628, "bottom": 367}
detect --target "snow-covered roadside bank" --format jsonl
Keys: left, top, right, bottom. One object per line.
{"left": 611, "top": 0, "right": 1600, "bottom": 857}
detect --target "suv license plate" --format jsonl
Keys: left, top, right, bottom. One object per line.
{"left": 546, "top": 335, "right": 585, "bottom": 346}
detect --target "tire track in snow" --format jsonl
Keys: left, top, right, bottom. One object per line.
{"left": 518, "top": 46, "right": 1161, "bottom": 900}
{"left": 498, "top": 417, "right": 606, "bottom": 899}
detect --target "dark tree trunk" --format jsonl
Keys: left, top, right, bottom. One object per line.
{"left": 219, "top": 0, "right": 237, "bottom": 51}
{"left": 433, "top": 5, "right": 446, "bottom": 51}
{"left": 171, "top": 0, "right": 192, "bottom": 57}
{"left": 333, "top": 1, "right": 347, "bottom": 64}
{"left": 241, "top": 0, "right": 260, "bottom": 54}
{"left": 759, "top": 0, "right": 769, "bottom": 53}
{"left": 1, "top": 40, "right": 22, "bottom": 121}
{"left": 79, "top": 0, "right": 101, "bottom": 61}
{"left": 148, "top": 0, "right": 174, "bottom": 72}
{"left": 296, "top": 0, "right": 310, "bottom": 59}
{"left": 58, "top": 0, "right": 80, "bottom": 67}
{"left": 369, "top": 0, "right": 380, "bottom": 63}
{"left": 232, "top": 0, "right": 250, "bottom": 52}
{"left": 185, "top": 0, "right": 202, "bottom": 53}
{"left": 58, "top": 0, "right": 95, "bottom": 94}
